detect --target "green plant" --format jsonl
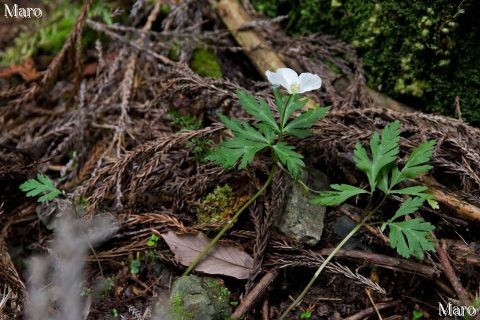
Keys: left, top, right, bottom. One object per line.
{"left": 412, "top": 309, "right": 423, "bottom": 319}
{"left": 169, "top": 110, "right": 213, "bottom": 161}
{"left": 300, "top": 310, "right": 312, "bottom": 318}
{"left": 146, "top": 233, "right": 160, "bottom": 247}
{"left": 169, "top": 110, "right": 202, "bottom": 131}
{"left": 130, "top": 257, "right": 141, "bottom": 275}
{"left": 183, "top": 68, "right": 328, "bottom": 276}
{"left": 280, "top": 120, "right": 437, "bottom": 319}
{"left": 20, "top": 174, "right": 64, "bottom": 202}
{"left": 111, "top": 308, "right": 119, "bottom": 317}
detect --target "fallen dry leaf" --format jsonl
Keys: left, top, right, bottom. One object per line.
{"left": 0, "top": 58, "right": 40, "bottom": 81}
{"left": 161, "top": 231, "right": 254, "bottom": 279}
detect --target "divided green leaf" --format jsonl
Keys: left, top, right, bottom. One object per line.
{"left": 273, "top": 88, "right": 309, "bottom": 128}
{"left": 390, "top": 140, "right": 436, "bottom": 187}
{"left": 206, "top": 138, "right": 269, "bottom": 169}
{"left": 354, "top": 121, "right": 400, "bottom": 192}
{"left": 384, "top": 218, "right": 436, "bottom": 259}
{"left": 283, "top": 106, "right": 330, "bottom": 138}
{"left": 20, "top": 174, "right": 63, "bottom": 202}
{"left": 273, "top": 142, "right": 305, "bottom": 179}
{"left": 236, "top": 90, "right": 279, "bottom": 133}
{"left": 388, "top": 197, "right": 424, "bottom": 222}
{"left": 381, "top": 197, "right": 436, "bottom": 259}
{"left": 312, "top": 184, "right": 368, "bottom": 206}
{"left": 220, "top": 115, "right": 269, "bottom": 143}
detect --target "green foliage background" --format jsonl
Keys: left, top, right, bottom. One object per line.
{"left": 252, "top": 0, "right": 480, "bottom": 125}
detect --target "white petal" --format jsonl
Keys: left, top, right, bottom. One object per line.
{"left": 276, "top": 68, "right": 299, "bottom": 89}
{"left": 297, "top": 73, "right": 322, "bottom": 93}
{"left": 265, "top": 70, "right": 283, "bottom": 88}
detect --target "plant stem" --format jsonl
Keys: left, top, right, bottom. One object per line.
{"left": 183, "top": 165, "right": 276, "bottom": 277}
{"left": 279, "top": 217, "right": 367, "bottom": 320}
{"left": 280, "top": 193, "right": 390, "bottom": 319}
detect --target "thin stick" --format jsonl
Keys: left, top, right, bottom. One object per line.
{"left": 436, "top": 240, "right": 472, "bottom": 305}
{"left": 231, "top": 270, "right": 278, "bottom": 319}
{"left": 279, "top": 217, "right": 367, "bottom": 319}
{"left": 183, "top": 165, "right": 275, "bottom": 276}
{"left": 366, "top": 288, "right": 383, "bottom": 320}
{"left": 344, "top": 301, "right": 401, "bottom": 320}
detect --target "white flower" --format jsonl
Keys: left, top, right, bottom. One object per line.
{"left": 265, "top": 68, "right": 322, "bottom": 94}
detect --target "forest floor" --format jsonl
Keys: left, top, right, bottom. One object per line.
{"left": 1, "top": 1, "right": 480, "bottom": 319}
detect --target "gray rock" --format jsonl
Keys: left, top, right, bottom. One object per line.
{"left": 274, "top": 168, "right": 328, "bottom": 246}
{"left": 168, "top": 275, "right": 231, "bottom": 320}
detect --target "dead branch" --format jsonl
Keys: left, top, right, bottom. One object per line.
{"left": 436, "top": 240, "right": 472, "bottom": 305}
{"left": 231, "top": 270, "right": 278, "bottom": 320}
{"left": 344, "top": 300, "right": 401, "bottom": 320}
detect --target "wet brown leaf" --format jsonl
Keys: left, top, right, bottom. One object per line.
{"left": 161, "top": 231, "right": 254, "bottom": 279}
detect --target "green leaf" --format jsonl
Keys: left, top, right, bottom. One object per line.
{"left": 255, "top": 123, "right": 276, "bottom": 144}
{"left": 391, "top": 186, "right": 436, "bottom": 205}
{"left": 208, "top": 114, "right": 273, "bottom": 169}
{"left": 219, "top": 115, "right": 269, "bottom": 143}
{"left": 272, "top": 142, "right": 304, "bottom": 179}
{"left": 20, "top": 174, "right": 63, "bottom": 202}
{"left": 207, "top": 138, "right": 269, "bottom": 169}
{"left": 389, "top": 197, "right": 424, "bottom": 222}
{"left": 427, "top": 199, "right": 439, "bottom": 209}
{"left": 146, "top": 240, "right": 156, "bottom": 247}
{"left": 353, "top": 142, "right": 372, "bottom": 176}
{"left": 377, "top": 166, "right": 391, "bottom": 194}
{"left": 385, "top": 218, "right": 436, "bottom": 259}
{"left": 273, "top": 89, "right": 309, "bottom": 128}
{"left": 353, "top": 121, "right": 401, "bottom": 192}
{"left": 371, "top": 121, "right": 401, "bottom": 189}
{"left": 391, "top": 140, "right": 436, "bottom": 187}
{"left": 236, "top": 90, "right": 279, "bottom": 132}
{"left": 130, "top": 259, "right": 141, "bottom": 275}
{"left": 311, "top": 184, "right": 368, "bottom": 206}
{"left": 283, "top": 106, "right": 330, "bottom": 138}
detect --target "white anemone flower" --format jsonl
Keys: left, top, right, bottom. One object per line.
{"left": 265, "top": 68, "right": 322, "bottom": 94}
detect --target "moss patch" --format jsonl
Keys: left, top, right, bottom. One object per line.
{"left": 169, "top": 276, "right": 231, "bottom": 320}
{"left": 252, "top": 0, "right": 480, "bottom": 124}
{"left": 190, "top": 48, "right": 223, "bottom": 78}
{"left": 0, "top": 1, "right": 115, "bottom": 67}
{"left": 196, "top": 185, "right": 237, "bottom": 225}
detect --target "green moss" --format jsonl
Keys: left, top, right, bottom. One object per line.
{"left": 252, "top": 0, "right": 480, "bottom": 125}
{"left": 196, "top": 185, "right": 236, "bottom": 225}
{"left": 169, "top": 276, "right": 231, "bottom": 320}
{"left": 190, "top": 48, "right": 223, "bottom": 78}
{"left": 0, "top": 1, "right": 115, "bottom": 67}
{"left": 170, "top": 292, "right": 195, "bottom": 320}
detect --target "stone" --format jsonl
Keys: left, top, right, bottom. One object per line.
{"left": 168, "top": 275, "right": 231, "bottom": 320}
{"left": 274, "top": 168, "right": 328, "bottom": 246}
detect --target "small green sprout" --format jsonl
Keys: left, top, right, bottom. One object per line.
{"left": 146, "top": 233, "right": 160, "bottom": 247}
{"left": 300, "top": 310, "right": 312, "bottom": 318}
{"left": 130, "top": 259, "right": 141, "bottom": 275}
{"left": 412, "top": 309, "right": 423, "bottom": 319}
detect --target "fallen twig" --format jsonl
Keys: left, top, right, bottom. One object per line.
{"left": 436, "top": 240, "right": 472, "bottom": 305}
{"left": 344, "top": 300, "right": 401, "bottom": 320}
{"left": 231, "top": 270, "right": 278, "bottom": 320}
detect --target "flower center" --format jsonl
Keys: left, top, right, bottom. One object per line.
{"left": 289, "top": 82, "right": 300, "bottom": 94}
